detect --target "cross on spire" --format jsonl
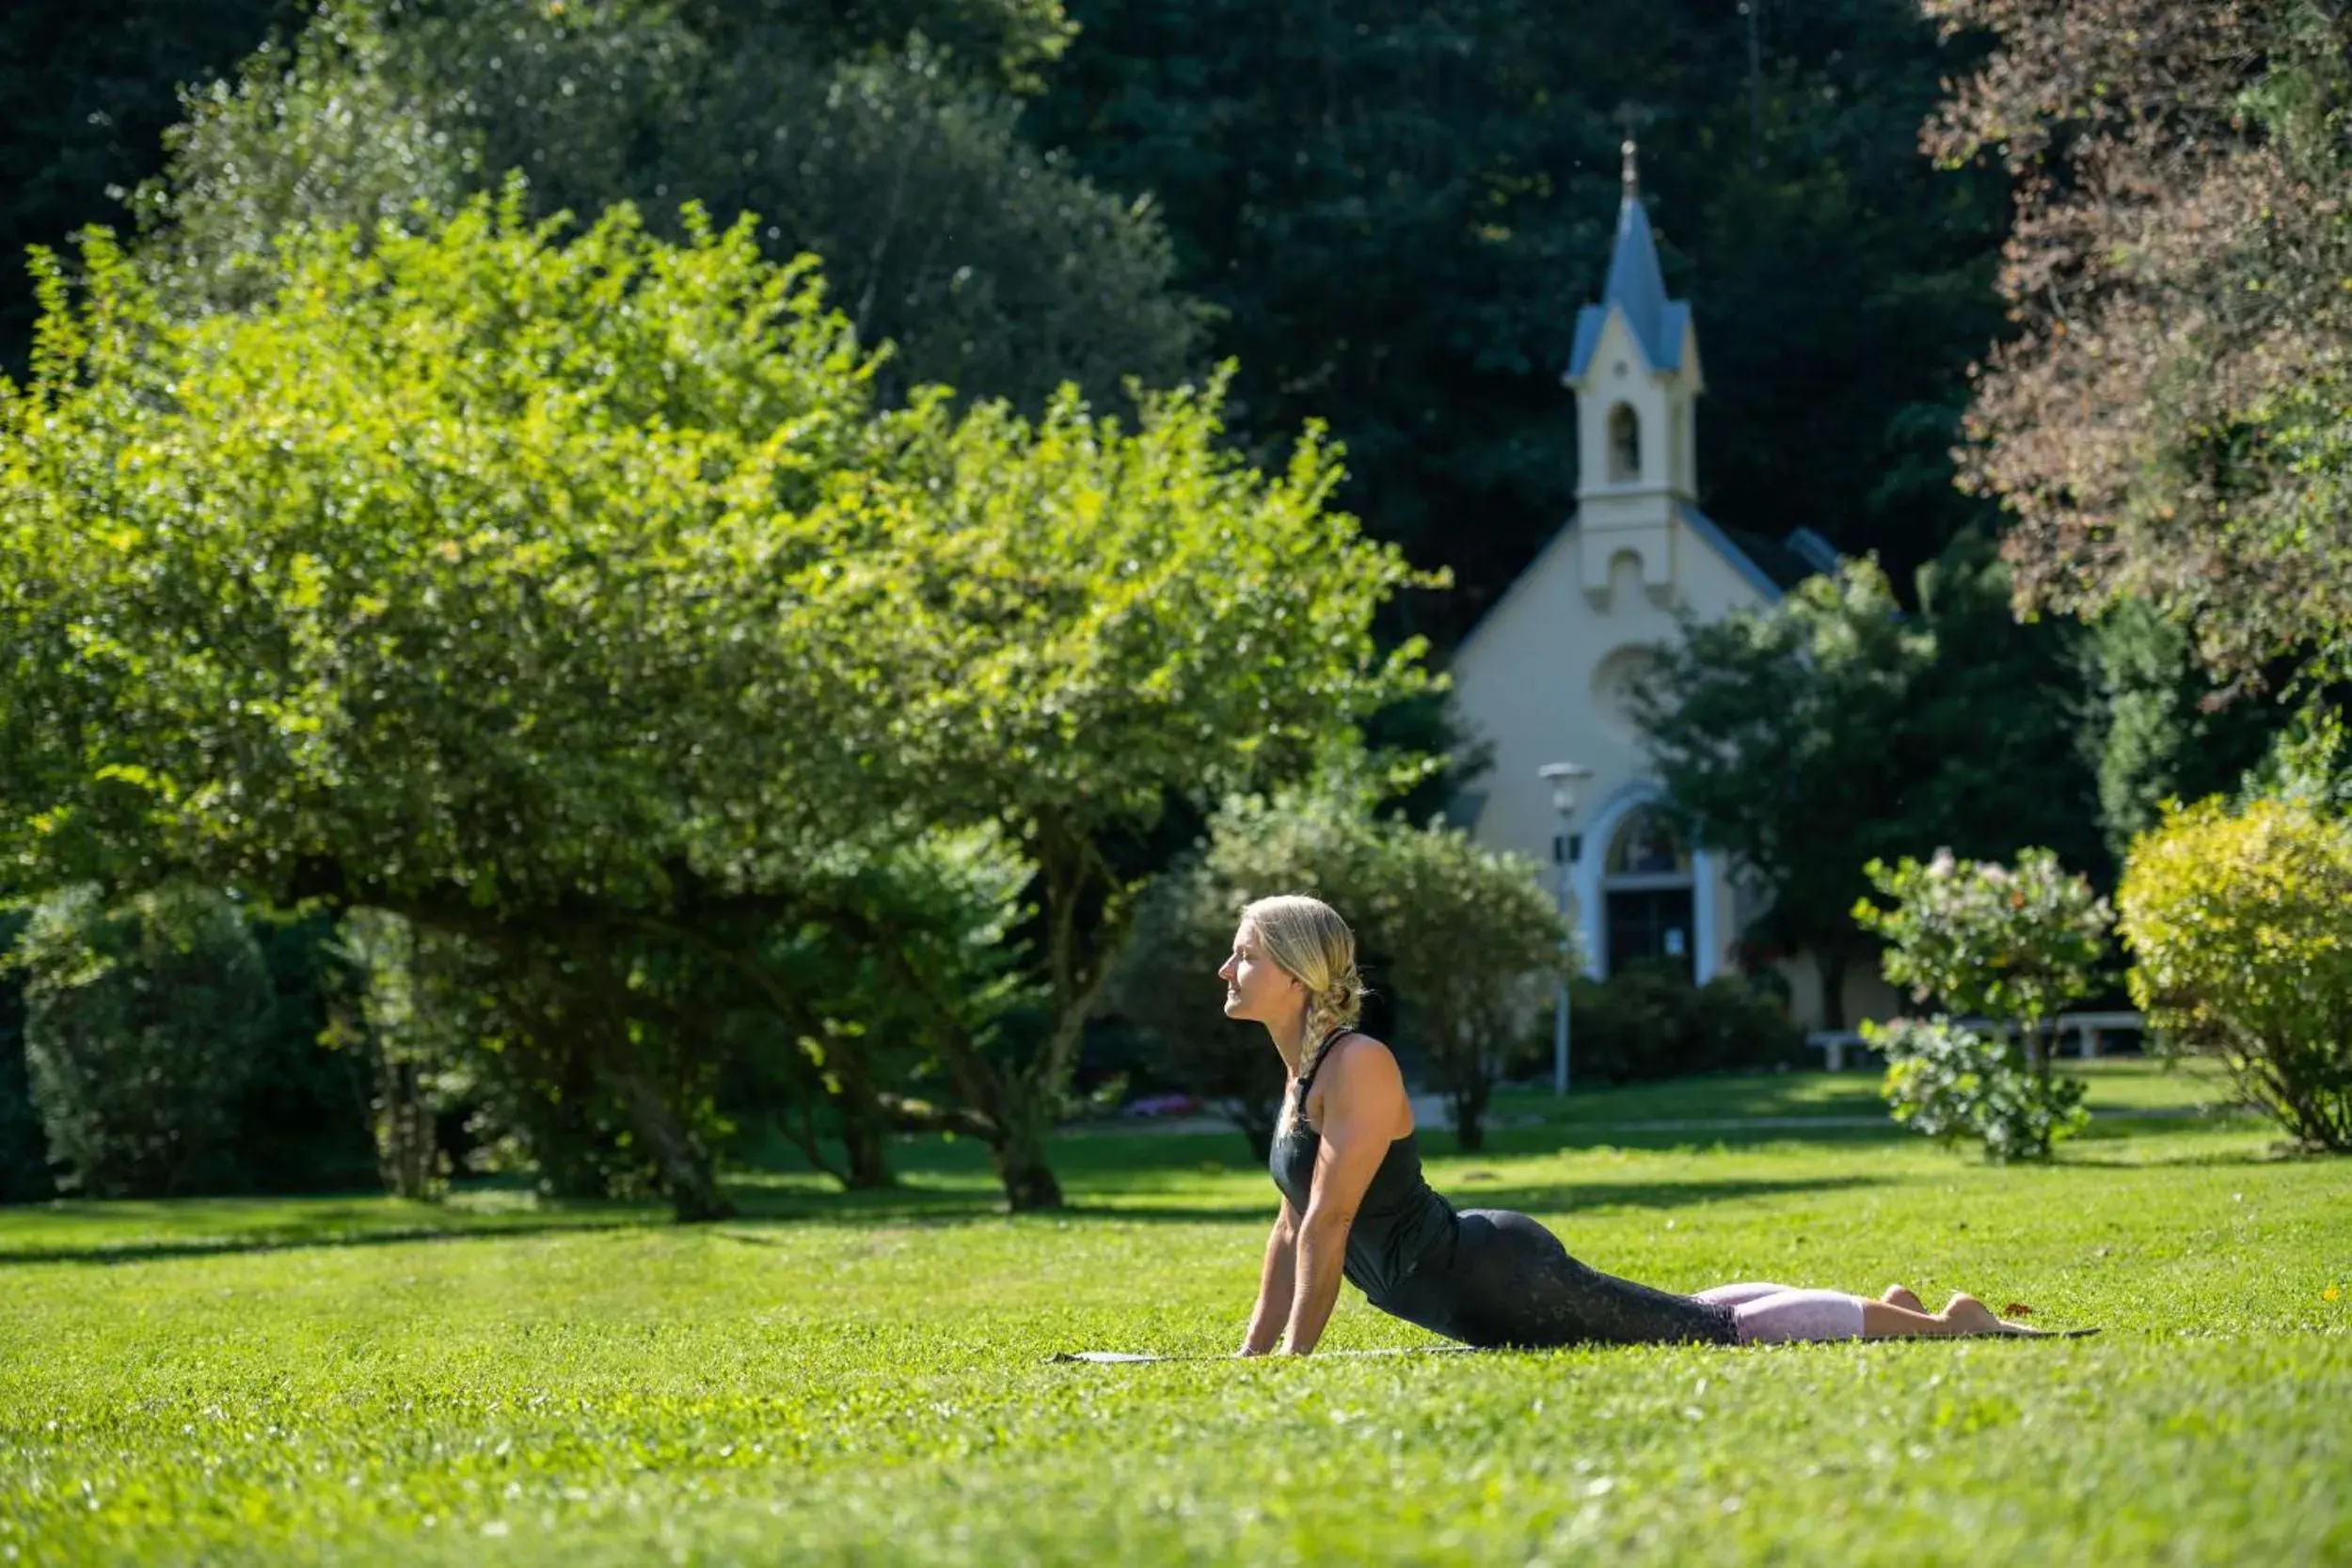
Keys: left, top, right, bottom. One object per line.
{"left": 1614, "top": 105, "right": 1642, "bottom": 200}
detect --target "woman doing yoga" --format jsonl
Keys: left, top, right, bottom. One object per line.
{"left": 1224, "top": 895, "right": 2040, "bottom": 1356}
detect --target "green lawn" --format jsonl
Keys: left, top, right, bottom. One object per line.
{"left": 3, "top": 1068, "right": 2345, "bottom": 1564}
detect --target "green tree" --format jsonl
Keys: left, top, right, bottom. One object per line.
{"left": 2087, "top": 602, "right": 2291, "bottom": 863}
{"left": 1928, "top": 0, "right": 2352, "bottom": 684}
{"left": 134, "top": 0, "right": 1200, "bottom": 410}
{"left": 0, "top": 198, "right": 1426, "bottom": 1213}
{"left": 1901, "top": 531, "right": 2109, "bottom": 882}
{"left": 1630, "top": 558, "right": 1936, "bottom": 1027}
{"left": 803, "top": 384, "right": 1437, "bottom": 1205}
{"left": 1633, "top": 543, "right": 2106, "bottom": 1025}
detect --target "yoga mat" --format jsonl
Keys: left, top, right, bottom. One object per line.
{"left": 1050, "top": 1346, "right": 1482, "bottom": 1364}
{"left": 1051, "top": 1330, "right": 2096, "bottom": 1363}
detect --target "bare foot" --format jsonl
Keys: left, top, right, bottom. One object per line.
{"left": 1881, "top": 1285, "right": 1924, "bottom": 1313}
{"left": 1938, "top": 1292, "right": 2042, "bottom": 1337}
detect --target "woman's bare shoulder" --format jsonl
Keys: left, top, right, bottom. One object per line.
{"left": 1318, "top": 1033, "right": 1407, "bottom": 1100}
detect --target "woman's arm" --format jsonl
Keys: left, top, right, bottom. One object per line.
{"left": 1280, "top": 1039, "right": 1409, "bottom": 1355}
{"left": 1237, "top": 1197, "right": 1299, "bottom": 1356}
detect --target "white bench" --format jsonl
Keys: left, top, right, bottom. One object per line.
{"left": 1804, "top": 1030, "right": 1872, "bottom": 1072}
{"left": 2053, "top": 1009, "right": 2151, "bottom": 1058}
{"left": 1805, "top": 1011, "right": 2152, "bottom": 1070}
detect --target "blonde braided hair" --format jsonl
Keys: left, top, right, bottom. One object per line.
{"left": 1241, "top": 895, "right": 1366, "bottom": 1133}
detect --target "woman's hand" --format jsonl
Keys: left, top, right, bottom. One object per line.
{"left": 1238, "top": 1197, "right": 1299, "bottom": 1356}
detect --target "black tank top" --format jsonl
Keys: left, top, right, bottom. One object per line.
{"left": 1267, "top": 1030, "right": 1457, "bottom": 1305}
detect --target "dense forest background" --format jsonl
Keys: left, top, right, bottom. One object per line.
{"left": 2, "top": 0, "right": 2008, "bottom": 642}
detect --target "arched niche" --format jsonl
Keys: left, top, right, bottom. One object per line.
{"left": 1607, "top": 403, "right": 1642, "bottom": 483}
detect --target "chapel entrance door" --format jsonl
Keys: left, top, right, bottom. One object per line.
{"left": 1604, "top": 887, "right": 1696, "bottom": 982}
{"left": 1599, "top": 806, "right": 1697, "bottom": 983}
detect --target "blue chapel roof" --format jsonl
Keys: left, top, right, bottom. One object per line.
{"left": 1565, "top": 193, "right": 1690, "bottom": 380}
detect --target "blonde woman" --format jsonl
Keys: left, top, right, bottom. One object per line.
{"left": 1221, "top": 894, "right": 2039, "bottom": 1355}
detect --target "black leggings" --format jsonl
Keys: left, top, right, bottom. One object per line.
{"left": 1374, "top": 1210, "right": 1740, "bottom": 1350}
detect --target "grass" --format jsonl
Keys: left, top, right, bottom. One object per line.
{"left": 1, "top": 1064, "right": 2344, "bottom": 1564}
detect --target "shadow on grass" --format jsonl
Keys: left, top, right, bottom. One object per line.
{"left": 1496, "top": 1075, "right": 1893, "bottom": 1127}
{"left": 0, "top": 1214, "right": 653, "bottom": 1267}
{"left": 1487, "top": 1124, "right": 1908, "bottom": 1156}
{"left": 711, "top": 1171, "right": 1891, "bottom": 1233}
{"left": 1422, "top": 1172, "right": 1887, "bottom": 1218}
{"left": 2060, "top": 1143, "right": 2303, "bottom": 1169}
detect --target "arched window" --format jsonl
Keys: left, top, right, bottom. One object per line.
{"left": 1607, "top": 404, "right": 1642, "bottom": 483}
{"left": 1601, "top": 805, "right": 1694, "bottom": 978}
{"left": 1605, "top": 808, "right": 1691, "bottom": 877}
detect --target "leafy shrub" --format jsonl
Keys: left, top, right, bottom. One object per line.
{"left": 1867, "top": 1015, "right": 2090, "bottom": 1163}
{"left": 1853, "top": 847, "right": 2105, "bottom": 1160}
{"left": 1111, "top": 776, "right": 1568, "bottom": 1152}
{"left": 12, "top": 886, "right": 273, "bottom": 1197}
{"left": 1110, "top": 784, "right": 1382, "bottom": 1157}
{"left": 1512, "top": 963, "right": 1804, "bottom": 1086}
{"left": 4, "top": 901, "right": 372, "bottom": 1202}
{"left": 1112, "top": 869, "right": 1288, "bottom": 1158}
{"left": 2117, "top": 796, "right": 2352, "bottom": 1151}
{"left": 1348, "top": 815, "right": 1565, "bottom": 1151}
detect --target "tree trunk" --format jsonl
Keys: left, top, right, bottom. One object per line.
{"left": 990, "top": 1132, "right": 1067, "bottom": 1212}
{"left": 1450, "top": 1077, "right": 1490, "bottom": 1153}
{"left": 816, "top": 1042, "right": 898, "bottom": 1191}
{"left": 987, "top": 1085, "right": 1066, "bottom": 1212}
{"left": 862, "top": 918, "right": 1072, "bottom": 1212}
{"left": 610, "top": 1070, "right": 736, "bottom": 1223}
{"left": 840, "top": 1114, "right": 894, "bottom": 1190}
{"left": 375, "top": 1055, "right": 438, "bottom": 1202}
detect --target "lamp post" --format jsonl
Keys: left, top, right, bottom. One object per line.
{"left": 1538, "top": 762, "right": 1593, "bottom": 1097}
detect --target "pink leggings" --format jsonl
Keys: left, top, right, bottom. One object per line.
{"left": 1692, "top": 1282, "right": 1868, "bottom": 1344}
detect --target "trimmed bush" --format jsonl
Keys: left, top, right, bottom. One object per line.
{"left": 2117, "top": 797, "right": 2352, "bottom": 1151}
{"left": 14, "top": 886, "right": 273, "bottom": 1196}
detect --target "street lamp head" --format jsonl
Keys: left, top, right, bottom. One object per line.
{"left": 1538, "top": 761, "right": 1594, "bottom": 819}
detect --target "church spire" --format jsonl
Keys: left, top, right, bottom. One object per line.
{"left": 1565, "top": 124, "right": 1689, "bottom": 382}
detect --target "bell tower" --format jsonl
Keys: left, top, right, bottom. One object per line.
{"left": 1562, "top": 135, "right": 1705, "bottom": 609}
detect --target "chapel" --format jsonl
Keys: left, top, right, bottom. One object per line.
{"left": 1445, "top": 141, "right": 1885, "bottom": 1029}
